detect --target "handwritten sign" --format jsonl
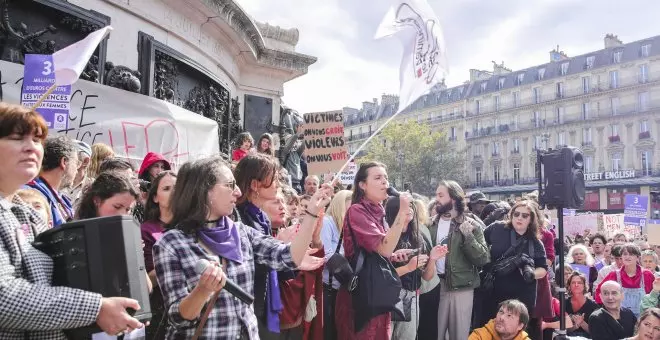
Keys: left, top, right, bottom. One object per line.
{"left": 1, "top": 60, "right": 219, "bottom": 168}
{"left": 303, "top": 110, "right": 348, "bottom": 175}
{"left": 600, "top": 214, "right": 625, "bottom": 238}
{"left": 563, "top": 214, "right": 598, "bottom": 236}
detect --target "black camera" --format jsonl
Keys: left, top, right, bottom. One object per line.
{"left": 520, "top": 264, "right": 535, "bottom": 283}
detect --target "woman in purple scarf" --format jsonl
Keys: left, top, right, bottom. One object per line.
{"left": 153, "top": 157, "right": 332, "bottom": 339}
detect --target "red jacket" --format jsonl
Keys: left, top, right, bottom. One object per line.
{"left": 232, "top": 148, "right": 249, "bottom": 162}
{"left": 594, "top": 265, "right": 654, "bottom": 304}
{"left": 279, "top": 247, "right": 324, "bottom": 340}
{"left": 138, "top": 152, "right": 171, "bottom": 179}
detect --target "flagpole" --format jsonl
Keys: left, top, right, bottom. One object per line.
{"left": 332, "top": 102, "right": 409, "bottom": 181}
{"left": 30, "top": 83, "right": 57, "bottom": 111}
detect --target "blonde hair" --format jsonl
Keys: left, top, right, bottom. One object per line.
{"left": 414, "top": 199, "right": 430, "bottom": 226}
{"left": 16, "top": 188, "right": 51, "bottom": 221}
{"left": 567, "top": 244, "right": 595, "bottom": 266}
{"left": 327, "top": 190, "right": 352, "bottom": 233}
{"left": 87, "top": 143, "right": 114, "bottom": 178}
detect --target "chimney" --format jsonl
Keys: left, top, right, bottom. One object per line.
{"left": 373, "top": 98, "right": 378, "bottom": 105}
{"left": 549, "top": 45, "right": 569, "bottom": 62}
{"left": 604, "top": 34, "right": 623, "bottom": 49}
{"left": 492, "top": 61, "right": 512, "bottom": 76}
{"left": 470, "top": 69, "right": 493, "bottom": 82}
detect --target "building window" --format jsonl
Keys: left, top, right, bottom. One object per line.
{"left": 512, "top": 138, "right": 520, "bottom": 153}
{"left": 641, "top": 120, "right": 649, "bottom": 133}
{"left": 492, "top": 142, "right": 500, "bottom": 156}
{"left": 556, "top": 82, "right": 564, "bottom": 98}
{"left": 499, "top": 78, "right": 505, "bottom": 89}
{"left": 583, "top": 127, "right": 592, "bottom": 145}
{"left": 513, "top": 164, "right": 520, "bottom": 184}
{"left": 556, "top": 107, "right": 565, "bottom": 124}
{"left": 533, "top": 87, "right": 541, "bottom": 104}
{"left": 610, "top": 124, "right": 619, "bottom": 137}
{"left": 480, "top": 82, "right": 487, "bottom": 93}
{"left": 642, "top": 151, "right": 652, "bottom": 176}
{"left": 582, "top": 102, "right": 590, "bottom": 119}
{"left": 613, "top": 50, "right": 622, "bottom": 63}
{"left": 557, "top": 132, "right": 565, "bottom": 146}
{"left": 533, "top": 111, "right": 542, "bottom": 127}
{"left": 611, "top": 152, "right": 622, "bottom": 171}
{"left": 538, "top": 68, "right": 546, "bottom": 80}
{"left": 534, "top": 136, "right": 542, "bottom": 150}
{"left": 639, "top": 92, "right": 650, "bottom": 112}
{"left": 512, "top": 91, "right": 520, "bottom": 107}
{"left": 584, "top": 189, "right": 600, "bottom": 210}
{"left": 450, "top": 126, "right": 456, "bottom": 139}
{"left": 582, "top": 76, "right": 590, "bottom": 94}
{"left": 561, "top": 62, "right": 569, "bottom": 75}
{"left": 494, "top": 95, "right": 500, "bottom": 111}
{"left": 493, "top": 166, "right": 501, "bottom": 185}
{"left": 611, "top": 97, "right": 620, "bottom": 115}
{"left": 473, "top": 144, "right": 482, "bottom": 156}
{"left": 516, "top": 73, "right": 524, "bottom": 85}
{"left": 586, "top": 56, "right": 595, "bottom": 69}
{"left": 475, "top": 100, "right": 480, "bottom": 114}
{"left": 512, "top": 115, "right": 519, "bottom": 130}
{"left": 610, "top": 70, "right": 618, "bottom": 89}
{"left": 640, "top": 64, "right": 649, "bottom": 83}
{"left": 475, "top": 167, "right": 482, "bottom": 186}
{"left": 585, "top": 155, "right": 593, "bottom": 173}
{"left": 642, "top": 44, "right": 651, "bottom": 57}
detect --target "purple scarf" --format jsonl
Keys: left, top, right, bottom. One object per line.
{"left": 246, "top": 202, "right": 282, "bottom": 333}
{"left": 197, "top": 217, "right": 243, "bottom": 263}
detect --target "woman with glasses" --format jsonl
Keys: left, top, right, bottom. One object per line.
{"left": 153, "top": 157, "right": 332, "bottom": 339}
{"left": 482, "top": 200, "right": 548, "bottom": 339}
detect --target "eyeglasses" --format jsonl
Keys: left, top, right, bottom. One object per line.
{"left": 222, "top": 180, "right": 237, "bottom": 191}
{"left": 513, "top": 211, "right": 530, "bottom": 219}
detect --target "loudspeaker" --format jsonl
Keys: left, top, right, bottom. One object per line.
{"left": 540, "top": 146, "right": 585, "bottom": 208}
{"left": 33, "top": 215, "right": 151, "bottom": 337}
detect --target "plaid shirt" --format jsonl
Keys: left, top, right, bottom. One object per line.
{"left": 0, "top": 195, "right": 102, "bottom": 340}
{"left": 153, "top": 222, "right": 296, "bottom": 339}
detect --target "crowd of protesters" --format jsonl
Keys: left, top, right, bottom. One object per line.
{"left": 1, "top": 101, "right": 660, "bottom": 340}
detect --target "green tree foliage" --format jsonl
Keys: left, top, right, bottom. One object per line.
{"left": 361, "top": 120, "right": 466, "bottom": 196}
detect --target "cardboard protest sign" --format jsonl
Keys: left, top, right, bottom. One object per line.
{"left": 599, "top": 214, "right": 626, "bottom": 238}
{"left": 563, "top": 214, "right": 598, "bottom": 236}
{"left": 303, "top": 111, "right": 348, "bottom": 175}
{"left": 1, "top": 60, "right": 219, "bottom": 168}
{"left": 647, "top": 220, "right": 660, "bottom": 245}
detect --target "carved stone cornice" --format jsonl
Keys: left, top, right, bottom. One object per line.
{"left": 606, "top": 142, "right": 625, "bottom": 153}
{"left": 255, "top": 21, "right": 299, "bottom": 46}
{"left": 634, "top": 139, "right": 656, "bottom": 150}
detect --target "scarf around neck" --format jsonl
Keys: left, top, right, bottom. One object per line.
{"left": 197, "top": 217, "right": 243, "bottom": 263}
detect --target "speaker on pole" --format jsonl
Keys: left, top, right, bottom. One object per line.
{"left": 539, "top": 146, "right": 585, "bottom": 209}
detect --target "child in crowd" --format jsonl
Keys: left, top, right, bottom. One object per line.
{"left": 16, "top": 188, "right": 51, "bottom": 228}
{"left": 232, "top": 132, "right": 254, "bottom": 162}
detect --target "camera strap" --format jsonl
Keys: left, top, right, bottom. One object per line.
{"left": 507, "top": 229, "right": 534, "bottom": 258}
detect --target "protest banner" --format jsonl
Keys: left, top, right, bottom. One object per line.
{"left": 599, "top": 214, "right": 629, "bottom": 238}
{"left": 21, "top": 54, "right": 73, "bottom": 130}
{"left": 623, "top": 194, "right": 648, "bottom": 226}
{"left": 1, "top": 60, "right": 219, "bottom": 168}
{"left": 302, "top": 110, "right": 348, "bottom": 176}
{"left": 562, "top": 214, "right": 598, "bottom": 236}
{"left": 338, "top": 161, "right": 358, "bottom": 186}
{"left": 647, "top": 220, "right": 660, "bottom": 245}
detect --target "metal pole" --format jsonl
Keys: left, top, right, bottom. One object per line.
{"left": 554, "top": 206, "right": 568, "bottom": 339}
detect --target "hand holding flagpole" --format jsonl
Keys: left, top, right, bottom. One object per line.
{"left": 30, "top": 26, "right": 113, "bottom": 111}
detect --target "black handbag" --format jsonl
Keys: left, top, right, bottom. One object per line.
{"left": 346, "top": 206, "right": 404, "bottom": 331}
{"left": 480, "top": 229, "right": 531, "bottom": 292}
{"left": 325, "top": 216, "right": 353, "bottom": 287}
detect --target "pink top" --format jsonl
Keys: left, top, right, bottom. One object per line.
{"left": 342, "top": 199, "right": 386, "bottom": 260}
{"left": 141, "top": 220, "right": 165, "bottom": 273}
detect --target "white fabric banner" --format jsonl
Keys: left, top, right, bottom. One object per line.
{"left": 375, "top": 0, "right": 448, "bottom": 114}
{"left": 0, "top": 60, "right": 219, "bottom": 168}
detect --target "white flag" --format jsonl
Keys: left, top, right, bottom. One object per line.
{"left": 53, "top": 26, "right": 113, "bottom": 86}
{"left": 375, "top": 0, "right": 448, "bottom": 114}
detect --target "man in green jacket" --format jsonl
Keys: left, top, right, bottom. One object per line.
{"left": 429, "top": 180, "right": 490, "bottom": 340}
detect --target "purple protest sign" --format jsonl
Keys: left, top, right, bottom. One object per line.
{"left": 20, "top": 54, "right": 71, "bottom": 130}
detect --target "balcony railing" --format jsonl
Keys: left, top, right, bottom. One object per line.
{"left": 347, "top": 131, "right": 373, "bottom": 141}
{"left": 466, "top": 71, "right": 660, "bottom": 118}
{"left": 640, "top": 131, "right": 651, "bottom": 140}
{"left": 466, "top": 99, "right": 660, "bottom": 140}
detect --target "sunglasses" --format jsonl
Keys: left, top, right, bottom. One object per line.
{"left": 513, "top": 211, "right": 530, "bottom": 219}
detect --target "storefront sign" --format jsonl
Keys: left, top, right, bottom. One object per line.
{"left": 583, "top": 170, "right": 636, "bottom": 181}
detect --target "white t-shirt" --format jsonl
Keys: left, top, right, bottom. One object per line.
{"left": 435, "top": 218, "right": 451, "bottom": 274}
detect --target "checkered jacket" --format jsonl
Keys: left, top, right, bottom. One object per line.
{"left": 0, "top": 195, "right": 102, "bottom": 339}
{"left": 153, "top": 222, "right": 296, "bottom": 339}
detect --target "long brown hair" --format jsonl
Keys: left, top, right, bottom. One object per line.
{"left": 76, "top": 171, "right": 139, "bottom": 219}
{"left": 351, "top": 161, "right": 386, "bottom": 204}
{"left": 144, "top": 170, "right": 177, "bottom": 222}
{"left": 505, "top": 200, "right": 543, "bottom": 239}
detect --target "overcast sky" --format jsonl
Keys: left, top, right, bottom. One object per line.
{"left": 235, "top": 0, "right": 659, "bottom": 113}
